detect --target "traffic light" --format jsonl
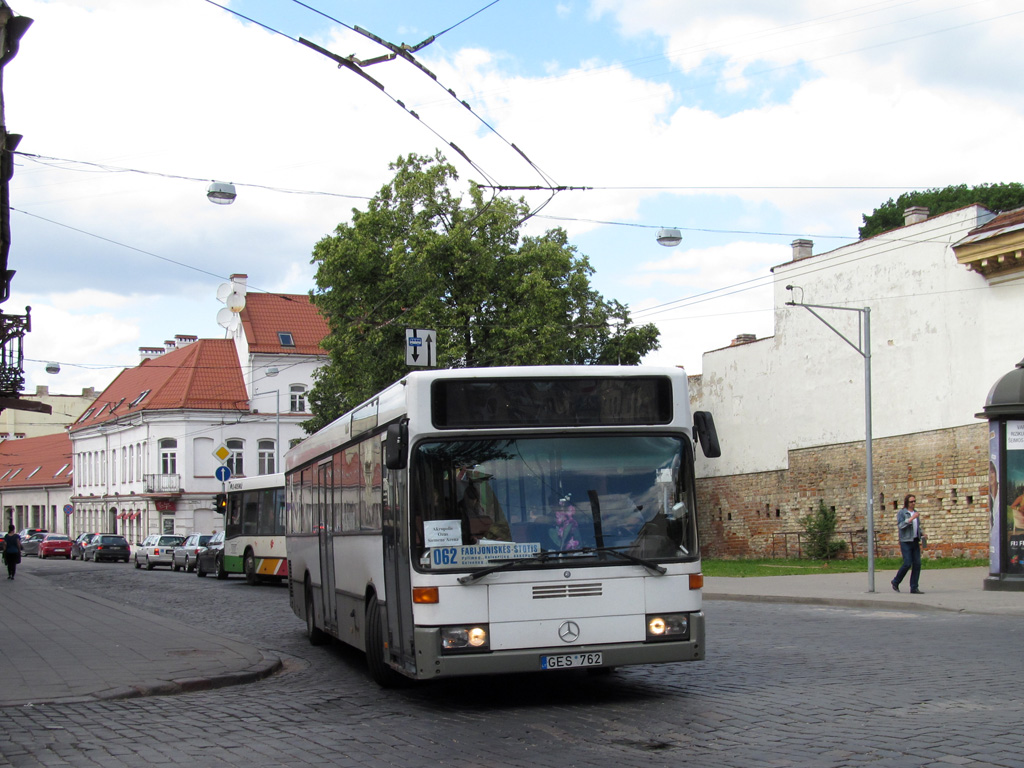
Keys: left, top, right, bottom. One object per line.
{"left": 215, "top": 493, "right": 227, "bottom": 513}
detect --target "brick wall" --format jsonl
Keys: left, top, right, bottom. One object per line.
{"left": 697, "top": 423, "right": 989, "bottom": 560}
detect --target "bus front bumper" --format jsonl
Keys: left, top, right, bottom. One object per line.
{"left": 410, "top": 611, "right": 704, "bottom": 679}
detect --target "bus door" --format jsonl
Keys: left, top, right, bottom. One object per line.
{"left": 317, "top": 459, "right": 338, "bottom": 635}
{"left": 381, "top": 458, "right": 416, "bottom": 675}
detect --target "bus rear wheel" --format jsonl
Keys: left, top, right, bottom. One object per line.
{"left": 365, "top": 595, "right": 405, "bottom": 688}
{"left": 244, "top": 550, "right": 258, "bottom": 586}
{"left": 305, "top": 583, "right": 328, "bottom": 646}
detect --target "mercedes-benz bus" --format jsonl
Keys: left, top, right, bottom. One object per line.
{"left": 285, "top": 366, "right": 720, "bottom": 685}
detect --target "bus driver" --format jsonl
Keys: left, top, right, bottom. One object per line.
{"left": 460, "top": 483, "right": 511, "bottom": 543}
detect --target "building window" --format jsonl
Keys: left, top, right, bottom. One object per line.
{"left": 227, "top": 438, "right": 244, "bottom": 477}
{"left": 290, "top": 385, "right": 306, "bottom": 413}
{"left": 160, "top": 439, "right": 178, "bottom": 475}
{"left": 258, "top": 439, "right": 276, "bottom": 475}
{"left": 278, "top": 332, "right": 295, "bottom": 347}
{"left": 128, "top": 445, "right": 134, "bottom": 482}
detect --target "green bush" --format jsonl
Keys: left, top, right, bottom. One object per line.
{"left": 800, "top": 501, "right": 848, "bottom": 560}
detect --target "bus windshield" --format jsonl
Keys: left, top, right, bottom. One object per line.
{"left": 412, "top": 434, "right": 697, "bottom": 571}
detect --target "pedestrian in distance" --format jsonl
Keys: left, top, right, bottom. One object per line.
{"left": 891, "top": 494, "right": 925, "bottom": 594}
{"left": 3, "top": 523, "right": 22, "bottom": 580}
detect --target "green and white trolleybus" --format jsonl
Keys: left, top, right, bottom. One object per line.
{"left": 285, "top": 366, "right": 720, "bottom": 685}
{"left": 222, "top": 472, "right": 288, "bottom": 585}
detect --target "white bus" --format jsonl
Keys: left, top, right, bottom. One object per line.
{"left": 220, "top": 472, "right": 288, "bottom": 585}
{"left": 285, "top": 366, "right": 720, "bottom": 685}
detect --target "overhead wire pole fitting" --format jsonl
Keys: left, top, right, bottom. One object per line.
{"left": 785, "top": 286, "right": 875, "bottom": 593}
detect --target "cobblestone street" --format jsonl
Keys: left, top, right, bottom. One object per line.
{"left": 3, "top": 560, "right": 1022, "bottom": 767}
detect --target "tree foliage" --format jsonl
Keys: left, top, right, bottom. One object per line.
{"left": 304, "top": 152, "right": 660, "bottom": 433}
{"left": 859, "top": 182, "right": 1024, "bottom": 239}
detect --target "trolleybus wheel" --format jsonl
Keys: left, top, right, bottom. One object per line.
{"left": 244, "top": 550, "right": 258, "bottom": 586}
{"left": 365, "top": 594, "right": 405, "bottom": 688}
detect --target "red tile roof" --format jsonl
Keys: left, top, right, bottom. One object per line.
{"left": 70, "top": 339, "right": 249, "bottom": 432}
{"left": 239, "top": 293, "right": 329, "bottom": 355}
{"left": 0, "top": 432, "right": 73, "bottom": 489}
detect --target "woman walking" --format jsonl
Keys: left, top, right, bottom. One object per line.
{"left": 3, "top": 524, "right": 22, "bottom": 579}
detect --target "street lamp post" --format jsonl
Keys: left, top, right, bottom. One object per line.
{"left": 786, "top": 287, "right": 876, "bottom": 592}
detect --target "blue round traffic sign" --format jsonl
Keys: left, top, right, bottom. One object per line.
{"left": 215, "top": 465, "right": 232, "bottom": 482}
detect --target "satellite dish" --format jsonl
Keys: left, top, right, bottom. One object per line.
{"left": 216, "top": 307, "right": 234, "bottom": 328}
{"left": 226, "top": 315, "right": 240, "bottom": 332}
{"left": 225, "top": 290, "right": 246, "bottom": 313}
{"left": 216, "top": 283, "right": 232, "bottom": 303}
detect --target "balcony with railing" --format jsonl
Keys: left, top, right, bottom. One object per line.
{"left": 144, "top": 474, "right": 181, "bottom": 494}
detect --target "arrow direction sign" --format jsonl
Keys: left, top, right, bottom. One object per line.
{"left": 406, "top": 328, "right": 437, "bottom": 367}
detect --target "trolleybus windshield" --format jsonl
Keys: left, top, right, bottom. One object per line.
{"left": 412, "top": 434, "right": 696, "bottom": 572}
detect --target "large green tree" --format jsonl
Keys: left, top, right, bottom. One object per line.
{"left": 305, "top": 152, "right": 660, "bottom": 432}
{"left": 859, "top": 182, "right": 1024, "bottom": 239}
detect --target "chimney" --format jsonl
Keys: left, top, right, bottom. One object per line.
{"left": 139, "top": 347, "right": 164, "bottom": 362}
{"left": 230, "top": 273, "right": 248, "bottom": 297}
{"left": 731, "top": 333, "right": 757, "bottom": 346}
{"left": 164, "top": 339, "right": 177, "bottom": 353}
{"left": 174, "top": 334, "right": 198, "bottom": 346}
{"left": 904, "top": 206, "right": 929, "bottom": 226}
{"left": 791, "top": 239, "right": 813, "bottom": 261}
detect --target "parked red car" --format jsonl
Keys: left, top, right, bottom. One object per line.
{"left": 37, "top": 534, "right": 73, "bottom": 559}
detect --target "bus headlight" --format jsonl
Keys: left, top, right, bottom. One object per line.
{"left": 440, "top": 625, "right": 490, "bottom": 653}
{"left": 646, "top": 613, "right": 690, "bottom": 641}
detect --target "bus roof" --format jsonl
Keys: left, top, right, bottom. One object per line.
{"left": 284, "top": 366, "right": 690, "bottom": 474}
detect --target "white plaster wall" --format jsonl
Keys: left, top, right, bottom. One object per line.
{"left": 695, "top": 205, "right": 1023, "bottom": 478}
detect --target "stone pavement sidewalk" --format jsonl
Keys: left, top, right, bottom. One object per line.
{"left": 704, "top": 565, "right": 1024, "bottom": 615}
{"left": 0, "top": 569, "right": 280, "bottom": 708}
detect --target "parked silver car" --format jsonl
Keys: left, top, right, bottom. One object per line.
{"left": 172, "top": 533, "right": 212, "bottom": 573}
{"left": 133, "top": 534, "right": 185, "bottom": 570}
{"left": 21, "top": 532, "right": 48, "bottom": 557}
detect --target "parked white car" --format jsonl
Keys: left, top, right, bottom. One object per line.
{"left": 172, "top": 533, "right": 212, "bottom": 573}
{"left": 133, "top": 534, "right": 185, "bottom": 570}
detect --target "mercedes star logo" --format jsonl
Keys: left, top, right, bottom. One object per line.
{"left": 558, "top": 620, "right": 581, "bottom": 643}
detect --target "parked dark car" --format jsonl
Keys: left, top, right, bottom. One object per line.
{"left": 83, "top": 534, "right": 131, "bottom": 563}
{"left": 195, "top": 531, "right": 227, "bottom": 579}
{"left": 21, "top": 532, "right": 48, "bottom": 557}
{"left": 71, "top": 532, "right": 99, "bottom": 560}
{"left": 172, "top": 533, "right": 212, "bottom": 573}
{"left": 37, "top": 534, "right": 73, "bottom": 559}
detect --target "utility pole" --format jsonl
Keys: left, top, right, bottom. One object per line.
{"left": 786, "top": 286, "right": 876, "bottom": 592}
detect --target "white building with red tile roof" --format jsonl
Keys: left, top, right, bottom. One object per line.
{"left": 66, "top": 277, "right": 328, "bottom": 540}
{"left": 0, "top": 432, "right": 74, "bottom": 535}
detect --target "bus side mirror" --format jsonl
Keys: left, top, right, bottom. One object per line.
{"left": 385, "top": 421, "right": 408, "bottom": 470}
{"left": 693, "top": 411, "right": 721, "bottom": 458}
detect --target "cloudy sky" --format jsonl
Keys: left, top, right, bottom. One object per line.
{"left": 6, "top": 0, "right": 1024, "bottom": 395}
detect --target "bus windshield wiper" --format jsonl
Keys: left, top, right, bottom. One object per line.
{"left": 578, "top": 546, "right": 667, "bottom": 575}
{"left": 456, "top": 548, "right": 588, "bottom": 585}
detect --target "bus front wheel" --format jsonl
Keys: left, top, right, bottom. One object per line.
{"left": 244, "top": 550, "right": 258, "bottom": 586}
{"left": 305, "top": 583, "right": 328, "bottom": 646}
{"left": 365, "top": 595, "right": 405, "bottom": 688}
